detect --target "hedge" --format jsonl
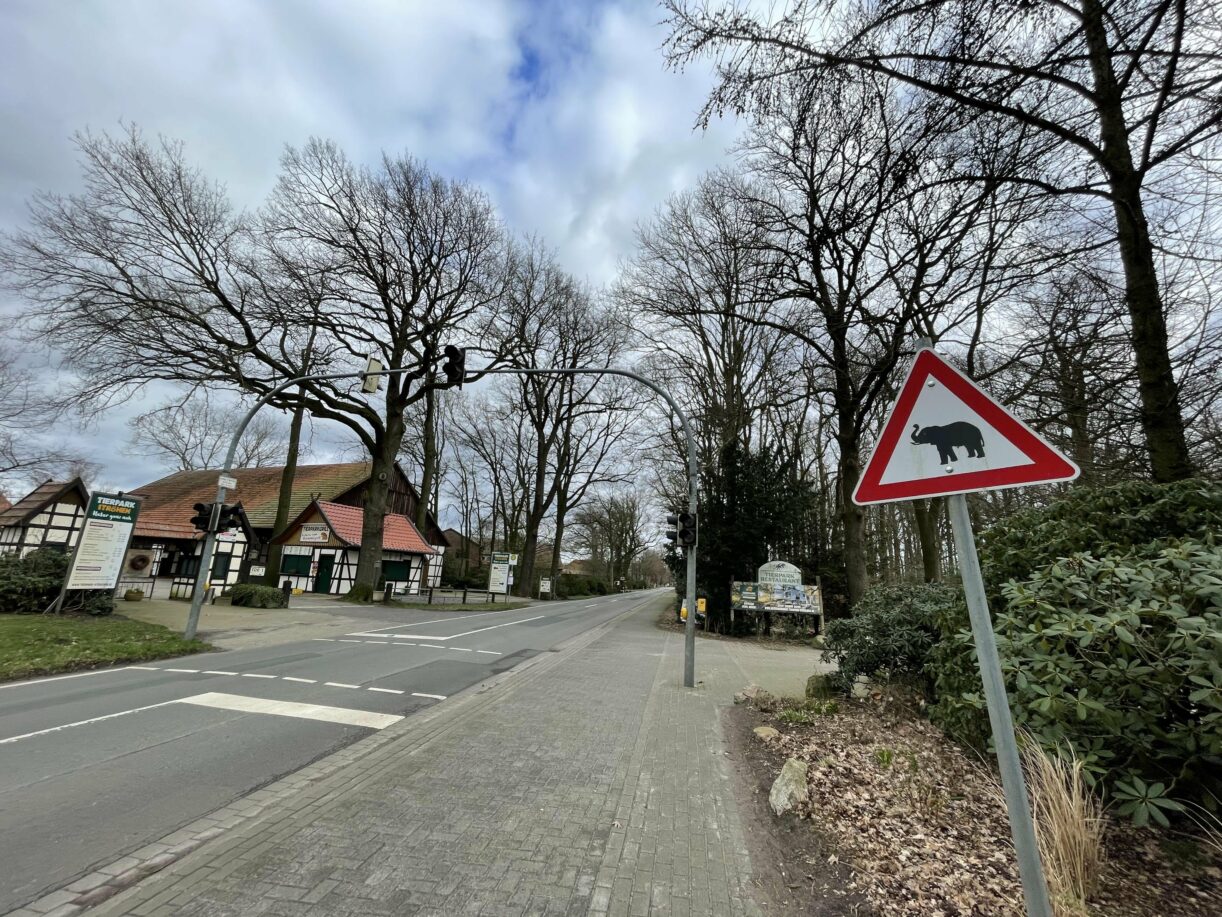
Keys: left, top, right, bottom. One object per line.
{"left": 0, "top": 548, "right": 113, "bottom": 615}
{"left": 230, "top": 583, "right": 288, "bottom": 608}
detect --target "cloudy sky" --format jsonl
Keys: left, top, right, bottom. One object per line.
{"left": 0, "top": 0, "right": 741, "bottom": 494}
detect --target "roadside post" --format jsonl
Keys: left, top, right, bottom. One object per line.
{"left": 853, "top": 344, "right": 1080, "bottom": 917}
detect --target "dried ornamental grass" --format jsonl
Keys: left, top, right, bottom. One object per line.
{"left": 1017, "top": 733, "right": 1106, "bottom": 917}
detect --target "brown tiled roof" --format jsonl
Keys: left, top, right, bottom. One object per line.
{"left": 0, "top": 494, "right": 10, "bottom": 514}
{"left": 314, "top": 501, "right": 435, "bottom": 555}
{"left": 130, "top": 463, "right": 374, "bottom": 541}
{"left": 0, "top": 478, "right": 88, "bottom": 527}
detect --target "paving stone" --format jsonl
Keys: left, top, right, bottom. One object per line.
{"left": 83, "top": 597, "right": 768, "bottom": 916}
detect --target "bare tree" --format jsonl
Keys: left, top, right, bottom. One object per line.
{"left": 0, "top": 344, "right": 96, "bottom": 487}
{"left": 665, "top": 0, "right": 1222, "bottom": 481}
{"left": 570, "top": 490, "right": 653, "bottom": 587}
{"left": 128, "top": 391, "right": 291, "bottom": 471}
{"left": 0, "top": 128, "right": 511, "bottom": 598}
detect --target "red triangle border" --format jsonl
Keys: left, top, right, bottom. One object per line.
{"left": 853, "top": 350, "right": 1079, "bottom": 505}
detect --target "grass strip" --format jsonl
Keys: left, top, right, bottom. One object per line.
{"left": 0, "top": 613, "right": 211, "bottom": 682}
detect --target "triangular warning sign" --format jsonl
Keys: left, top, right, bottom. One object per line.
{"left": 853, "top": 349, "right": 1079, "bottom": 505}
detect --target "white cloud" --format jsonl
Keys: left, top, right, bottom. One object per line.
{"left": 0, "top": 0, "right": 740, "bottom": 489}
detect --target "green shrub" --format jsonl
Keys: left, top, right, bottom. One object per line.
{"left": 0, "top": 548, "right": 68, "bottom": 613}
{"left": 930, "top": 535, "right": 1222, "bottom": 816}
{"left": 978, "top": 478, "right": 1221, "bottom": 588}
{"left": 0, "top": 549, "right": 116, "bottom": 615}
{"left": 823, "top": 582, "right": 955, "bottom": 695}
{"left": 554, "top": 573, "right": 608, "bottom": 598}
{"left": 230, "top": 583, "right": 288, "bottom": 608}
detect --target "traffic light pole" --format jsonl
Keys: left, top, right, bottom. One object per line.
{"left": 185, "top": 362, "right": 701, "bottom": 691}
{"left": 482, "top": 368, "right": 700, "bottom": 688}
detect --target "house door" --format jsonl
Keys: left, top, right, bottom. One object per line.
{"left": 313, "top": 554, "right": 335, "bottom": 593}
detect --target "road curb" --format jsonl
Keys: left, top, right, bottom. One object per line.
{"left": 9, "top": 592, "right": 669, "bottom": 917}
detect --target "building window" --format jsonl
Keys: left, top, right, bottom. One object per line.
{"left": 211, "top": 553, "right": 232, "bottom": 580}
{"left": 281, "top": 554, "right": 311, "bottom": 575}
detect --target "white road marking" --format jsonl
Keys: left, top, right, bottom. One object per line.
{"left": 402, "top": 614, "right": 546, "bottom": 642}
{"left": 325, "top": 682, "right": 359, "bottom": 689}
{"left": 411, "top": 692, "right": 446, "bottom": 700}
{"left": 241, "top": 673, "right": 276, "bottom": 679}
{"left": 451, "top": 647, "right": 472, "bottom": 652}
{"left": 353, "top": 608, "right": 518, "bottom": 635}
{"left": 367, "top": 687, "right": 404, "bottom": 694}
{"left": 176, "top": 692, "right": 402, "bottom": 729}
{"left": 282, "top": 676, "right": 315, "bottom": 683}
{"left": 476, "top": 650, "right": 501, "bottom": 655}
{"left": 365, "top": 640, "right": 389, "bottom": 645}
{"left": 0, "top": 700, "right": 176, "bottom": 744}
{"left": 204, "top": 670, "right": 239, "bottom": 676}
{"left": 418, "top": 643, "right": 443, "bottom": 649}
{"left": 165, "top": 668, "right": 199, "bottom": 673}
{"left": 0, "top": 666, "right": 145, "bottom": 690}
{"left": 338, "top": 639, "right": 362, "bottom": 643}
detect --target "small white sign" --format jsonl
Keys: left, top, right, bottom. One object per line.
{"left": 300, "top": 523, "right": 330, "bottom": 544}
{"left": 489, "top": 562, "right": 510, "bottom": 593}
{"left": 218, "top": 475, "right": 238, "bottom": 490}
{"left": 249, "top": 565, "right": 267, "bottom": 577}
{"left": 540, "top": 577, "right": 552, "bottom": 594}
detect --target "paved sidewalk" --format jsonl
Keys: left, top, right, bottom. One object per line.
{"left": 74, "top": 595, "right": 821, "bottom": 917}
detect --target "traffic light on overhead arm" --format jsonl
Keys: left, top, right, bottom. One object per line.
{"left": 441, "top": 345, "right": 466, "bottom": 389}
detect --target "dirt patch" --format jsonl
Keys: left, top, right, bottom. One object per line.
{"left": 738, "top": 695, "right": 1222, "bottom": 917}
{"left": 722, "top": 703, "right": 874, "bottom": 916}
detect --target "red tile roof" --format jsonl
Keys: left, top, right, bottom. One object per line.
{"left": 0, "top": 494, "right": 10, "bottom": 515}
{"left": 129, "top": 463, "right": 376, "bottom": 540}
{"left": 315, "top": 501, "right": 435, "bottom": 555}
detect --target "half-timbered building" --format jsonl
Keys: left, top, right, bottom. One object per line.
{"left": 274, "top": 499, "right": 436, "bottom": 596}
{"left": 0, "top": 478, "right": 89, "bottom": 557}
{"left": 124, "top": 461, "right": 447, "bottom": 598}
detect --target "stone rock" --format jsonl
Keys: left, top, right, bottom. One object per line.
{"left": 805, "top": 673, "right": 833, "bottom": 700}
{"left": 768, "top": 757, "right": 809, "bottom": 816}
{"left": 734, "top": 684, "right": 764, "bottom": 705}
{"left": 753, "top": 726, "right": 779, "bottom": 741}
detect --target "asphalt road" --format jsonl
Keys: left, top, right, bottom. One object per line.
{"left": 0, "top": 589, "right": 668, "bottom": 913}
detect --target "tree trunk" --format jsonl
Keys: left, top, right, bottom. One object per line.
{"left": 1081, "top": 0, "right": 1193, "bottom": 482}
{"left": 351, "top": 416, "right": 403, "bottom": 600}
{"left": 839, "top": 441, "right": 868, "bottom": 606}
{"left": 912, "top": 498, "right": 942, "bottom": 583}
{"left": 550, "top": 494, "right": 568, "bottom": 585}
{"left": 262, "top": 398, "right": 306, "bottom": 587}
{"left": 416, "top": 384, "right": 437, "bottom": 531}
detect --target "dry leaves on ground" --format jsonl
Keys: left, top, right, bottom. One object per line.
{"left": 754, "top": 699, "right": 1221, "bottom": 917}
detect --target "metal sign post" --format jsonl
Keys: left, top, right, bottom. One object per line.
{"left": 947, "top": 493, "right": 1053, "bottom": 917}
{"left": 852, "top": 341, "right": 1079, "bottom": 917}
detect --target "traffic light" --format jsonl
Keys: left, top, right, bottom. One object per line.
{"left": 441, "top": 345, "right": 466, "bottom": 388}
{"left": 190, "top": 502, "right": 214, "bottom": 533}
{"left": 665, "top": 513, "right": 679, "bottom": 547}
{"left": 677, "top": 511, "right": 697, "bottom": 547}
{"left": 215, "top": 503, "right": 243, "bottom": 533}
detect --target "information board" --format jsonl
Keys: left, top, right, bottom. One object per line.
{"left": 65, "top": 493, "right": 141, "bottom": 591}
